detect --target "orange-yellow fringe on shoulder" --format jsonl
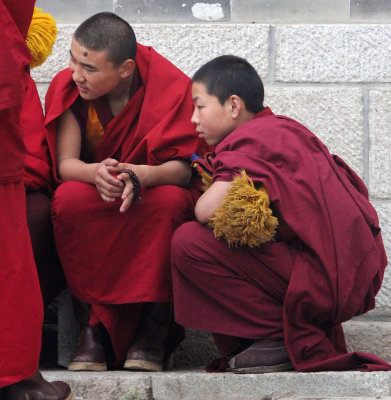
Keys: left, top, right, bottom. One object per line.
{"left": 208, "top": 170, "right": 278, "bottom": 248}
{"left": 26, "top": 8, "right": 57, "bottom": 69}
{"left": 201, "top": 171, "right": 213, "bottom": 191}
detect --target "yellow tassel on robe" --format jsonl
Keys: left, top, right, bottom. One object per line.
{"left": 200, "top": 171, "right": 213, "bottom": 191}
{"left": 26, "top": 8, "right": 57, "bottom": 69}
{"left": 208, "top": 171, "right": 278, "bottom": 248}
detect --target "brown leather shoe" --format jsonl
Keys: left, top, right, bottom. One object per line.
{"left": 68, "top": 326, "right": 107, "bottom": 371}
{"left": 228, "top": 339, "right": 293, "bottom": 373}
{"left": 1, "top": 370, "right": 73, "bottom": 400}
{"left": 124, "top": 347, "right": 164, "bottom": 372}
{"left": 124, "top": 303, "right": 171, "bottom": 372}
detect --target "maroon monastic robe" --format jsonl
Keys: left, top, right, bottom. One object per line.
{"left": 172, "top": 108, "right": 391, "bottom": 371}
{"left": 0, "top": 0, "right": 43, "bottom": 388}
{"left": 45, "top": 44, "right": 207, "bottom": 362}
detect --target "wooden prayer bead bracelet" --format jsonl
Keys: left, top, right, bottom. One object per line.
{"left": 122, "top": 168, "right": 141, "bottom": 199}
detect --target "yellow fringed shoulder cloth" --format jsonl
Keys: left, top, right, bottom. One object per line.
{"left": 26, "top": 8, "right": 57, "bottom": 69}
{"left": 208, "top": 171, "right": 278, "bottom": 248}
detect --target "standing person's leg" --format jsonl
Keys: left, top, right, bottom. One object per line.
{"left": 0, "top": 180, "right": 73, "bottom": 399}
{"left": 0, "top": 181, "right": 43, "bottom": 388}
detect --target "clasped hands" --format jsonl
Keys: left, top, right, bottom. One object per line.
{"left": 93, "top": 158, "right": 144, "bottom": 213}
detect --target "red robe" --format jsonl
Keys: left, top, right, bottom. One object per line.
{"left": 171, "top": 108, "right": 391, "bottom": 371}
{"left": 45, "top": 44, "right": 206, "bottom": 362}
{"left": 0, "top": 0, "right": 43, "bottom": 388}
{"left": 23, "top": 76, "right": 53, "bottom": 194}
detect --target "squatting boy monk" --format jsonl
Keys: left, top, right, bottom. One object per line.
{"left": 171, "top": 55, "right": 391, "bottom": 373}
{"left": 44, "top": 12, "right": 206, "bottom": 372}
{"left": 0, "top": 0, "right": 72, "bottom": 398}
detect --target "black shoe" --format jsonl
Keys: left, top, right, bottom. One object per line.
{"left": 1, "top": 370, "right": 73, "bottom": 400}
{"left": 228, "top": 339, "right": 293, "bottom": 374}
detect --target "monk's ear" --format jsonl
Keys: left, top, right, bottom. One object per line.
{"left": 229, "top": 95, "right": 242, "bottom": 119}
{"left": 119, "top": 59, "right": 136, "bottom": 78}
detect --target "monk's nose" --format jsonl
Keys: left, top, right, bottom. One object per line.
{"left": 72, "top": 67, "right": 85, "bottom": 83}
{"left": 191, "top": 109, "right": 198, "bottom": 125}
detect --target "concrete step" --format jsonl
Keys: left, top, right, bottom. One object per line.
{"left": 42, "top": 369, "right": 391, "bottom": 400}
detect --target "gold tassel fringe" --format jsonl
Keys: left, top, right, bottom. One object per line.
{"left": 200, "top": 171, "right": 213, "bottom": 191}
{"left": 208, "top": 171, "right": 278, "bottom": 247}
{"left": 26, "top": 8, "right": 57, "bottom": 69}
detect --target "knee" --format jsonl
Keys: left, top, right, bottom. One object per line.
{"left": 171, "top": 221, "right": 208, "bottom": 266}
{"left": 146, "top": 185, "right": 194, "bottom": 219}
{"left": 52, "top": 181, "right": 95, "bottom": 220}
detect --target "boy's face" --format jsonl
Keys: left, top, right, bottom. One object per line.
{"left": 69, "top": 38, "right": 125, "bottom": 101}
{"left": 191, "top": 82, "right": 236, "bottom": 146}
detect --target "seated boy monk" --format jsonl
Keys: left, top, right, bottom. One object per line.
{"left": 44, "top": 12, "right": 207, "bottom": 372}
{"left": 171, "top": 55, "right": 391, "bottom": 373}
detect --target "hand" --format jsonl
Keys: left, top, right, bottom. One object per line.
{"left": 93, "top": 158, "right": 124, "bottom": 202}
{"left": 108, "top": 163, "right": 147, "bottom": 185}
{"left": 116, "top": 172, "right": 134, "bottom": 213}
{"left": 116, "top": 169, "right": 140, "bottom": 213}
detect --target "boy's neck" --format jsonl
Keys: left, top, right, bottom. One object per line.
{"left": 107, "top": 75, "right": 133, "bottom": 116}
{"left": 234, "top": 109, "right": 255, "bottom": 128}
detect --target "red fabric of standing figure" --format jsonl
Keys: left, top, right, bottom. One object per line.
{"left": 45, "top": 44, "right": 205, "bottom": 362}
{"left": 0, "top": 0, "right": 43, "bottom": 388}
{"left": 23, "top": 76, "right": 53, "bottom": 194}
{"left": 172, "top": 111, "right": 390, "bottom": 372}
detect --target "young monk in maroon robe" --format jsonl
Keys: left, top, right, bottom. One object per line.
{"left": 171, "top": 55, "right": 391, "bottom": 373}
{"left": 45, "top": 12, "right": 207, "bottom": 372}
{"left": 0, "top": 0, "right": 72, "bottom": 398}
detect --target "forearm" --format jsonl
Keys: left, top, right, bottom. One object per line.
{"left": 195, "top": 181, "right": 232, "bottom": 224}
{"left": 58, "top": 158, "right": 98, "bottom": 184}
{"left": 137, "top": 160, "right": 192, "bottom": 188}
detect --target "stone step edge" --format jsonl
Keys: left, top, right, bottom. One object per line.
{"left": 41, "top": 370, "right": 391, "bottom": 400}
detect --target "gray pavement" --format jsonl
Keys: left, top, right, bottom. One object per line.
{"left": 42, "top": 369, "right": 391, "bottom": 400}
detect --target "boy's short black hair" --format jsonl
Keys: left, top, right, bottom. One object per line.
{"left": 192, "top": 55, "right": 264, "bottom": 114}
{"left": 74, "top": 12, "right": 137, "bottom": 66}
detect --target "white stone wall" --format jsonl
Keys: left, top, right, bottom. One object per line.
{"left": 35, "top": 0, "right": 391, "bottom": 23}
{"left": 34, "top": 23, "right": 391, "bottom": 361}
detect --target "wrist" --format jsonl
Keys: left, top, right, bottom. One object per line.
{"left": 122, "top": 169, "right": 142, "bottom": 199}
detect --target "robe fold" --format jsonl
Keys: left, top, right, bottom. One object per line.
{"left": 23, "top": 76, "right": 53, "bottom": 194}
{"left": 0, "top": 0, "right": 43, "bottom": 388}
{"left": 45, "top": 44, "right": 206, "bottom": 362}
{"left": 171, "top": 110, "right": 390, "bottom": 371}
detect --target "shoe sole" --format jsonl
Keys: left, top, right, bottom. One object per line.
{"left": 65, "top": 392, "right": 75, "bottom": 400}
{"left": 68, "top": 361, "right": 107, "bottom": 371}
{"left": 123, "top": 359, "right": 163, "bottom": 372}
{"left": 229, "top": 361, "right": 293, "bottom": 374}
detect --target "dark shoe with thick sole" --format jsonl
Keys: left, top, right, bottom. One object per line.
{"left": 124, "top": 346, "right": 164, "bottom": 372}
{"left": 68, "top": 325, "right": 107, "bottom": 371}
{"left": 1, "top": 370, "right": 73, "bottom": 400}
{"left": 228, "top": 339, "right": 293, "bottom": 374}
{"left": 124, "top": 303, "right": 171, "bottom": 372}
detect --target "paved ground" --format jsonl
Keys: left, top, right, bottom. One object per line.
{"left": 42, "top": 369, "right": 391, "bottom": 400}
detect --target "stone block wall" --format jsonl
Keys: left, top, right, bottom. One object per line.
{"left": 36, "top": 0, "right": 391, "bottom": 23}
{"left": 31, "top": 14, "right": 391, "bottom": 364}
